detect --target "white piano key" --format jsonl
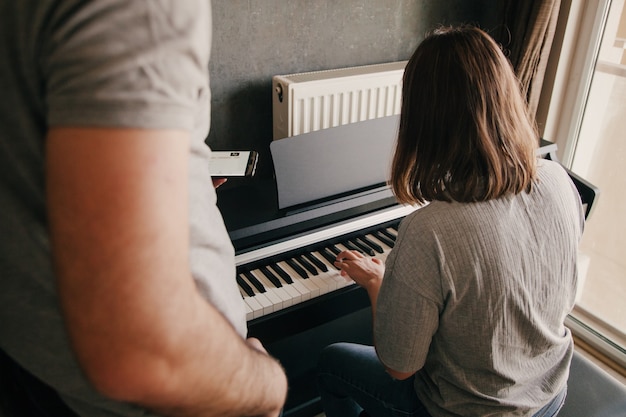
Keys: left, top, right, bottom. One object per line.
{"left": 239, "top": 273, "right": 274, "bottom": 316}
{"left": 251, "top": 269, "right": 292, "bottom": 309}
{"left": 243, "top": 301, "right": 254, "bottom": 321}
{"left": 277, "top": 260, "right": 321, "bottom": 298}
{"left": 295, "top": 264, "right": 331, "bottom": 295}
{"left": 290, "top": 279, "right": 313, "bottom": 301}
{"left": 291, "top": 256, "right": 332, "bottom": 295}
{"left": 281, "top": 282, "right": 302, "bottom": 304}
{"left": 243, "top": 293, "right": 264, "bottom": 320}
{"left": 310, "top": 274, "right": 332, "bottom": 295}
{"left": 281, "top": 259, "right": 321, "bottom": 295}
{"left": 250, "top": 271, "right": 284, "bottom": 310}
{"left": 239, "top": 288, "right": 255, "bottom": 321}
{"left": 312, "top": 266, "right": 339, "bottom": 291}
{"left": 258, "top": 274, "right": 299, "bottom": 306}
{"left": 256, "top": 293, "right": 274, "bottom": 316}
{"left": 301, "top": 254, "right": 341, "bottom": 292}
{"left": 272, "top": 262, "right": 312, "bottom": 301}
{"left": 320, "top": 252, "right": 345, "bottom": 282}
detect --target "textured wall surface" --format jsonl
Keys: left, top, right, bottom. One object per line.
{"left": 207, "top": 0, "right": 503, "bottom": 178}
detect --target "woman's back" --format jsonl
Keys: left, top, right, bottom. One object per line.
{"left": 375, "top": 159, "right": 585, "bottom": 416}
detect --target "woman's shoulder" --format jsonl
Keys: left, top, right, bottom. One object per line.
{"left": 399, "top": 200, "right": 464, "bottom": 235}
{"left": 537, "top": 158, "right": 569, "bottom": 178}
{"left": 535, "top": 159, "right": 578, "bottom": 192}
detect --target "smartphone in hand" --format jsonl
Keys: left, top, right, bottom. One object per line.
{"left": 208, "top": 151, "right": 258, "bottom": 178}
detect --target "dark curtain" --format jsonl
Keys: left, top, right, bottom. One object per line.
{"left": 492, "top": 0, "right": 562, "bottom": 121}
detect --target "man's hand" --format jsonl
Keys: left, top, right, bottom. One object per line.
{"left": 244, "top": 338, "right": 285, "bottom": 417}
{"left": 246, "top": 337, "right": 268, "bottom": 354}
{"left": 212, "top": 177, "right": 227, "bottom": 188}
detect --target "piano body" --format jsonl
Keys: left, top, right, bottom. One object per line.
{"left": 217, "top": 118, "right": 561, "bottom": 417}
{"left": 221, "top": 182, "right": 413, "bottom": 417}
{"left": 217, "top": 116, "right": 412, "bottom": 417}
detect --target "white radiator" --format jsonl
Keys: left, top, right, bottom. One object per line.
{"left": 272, "top": 61, "right": 407, "bottom": 140}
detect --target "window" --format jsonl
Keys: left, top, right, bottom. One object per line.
{"left": 543, "top": 0, "right": 626, "bottom": 367}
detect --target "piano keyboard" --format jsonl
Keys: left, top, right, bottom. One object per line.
{"left": 234, "top": 204, "right": 417, "bottom": 321}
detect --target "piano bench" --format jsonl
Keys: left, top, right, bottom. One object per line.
{"left": 558, "top": 350, "right": 626, "bottom": 417}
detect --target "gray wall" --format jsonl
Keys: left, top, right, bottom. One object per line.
{"left": 208, "top": 0, "right": 503, "bottom": 178}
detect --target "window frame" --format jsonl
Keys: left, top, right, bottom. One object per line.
{"left": 539, "top": 0, "right": 626, "bottom": 369}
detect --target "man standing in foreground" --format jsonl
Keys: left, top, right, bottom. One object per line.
{"left": 0, "top": 1, "right": 287, "bottom": 416}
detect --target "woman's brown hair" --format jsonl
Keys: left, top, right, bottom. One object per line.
{"left": 390, "top": 25, "right": 538, "bottom": 205}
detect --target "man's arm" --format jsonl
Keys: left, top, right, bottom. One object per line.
{"left": 46, "top": 127, "right": 287, "bottom": 417}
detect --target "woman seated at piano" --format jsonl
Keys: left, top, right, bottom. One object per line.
{"left": 317, "top": 25, "right": 584, "bottom": 417}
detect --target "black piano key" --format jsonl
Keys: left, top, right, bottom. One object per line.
{"left": 342, "top": 240, "right": 362, "bottom": 253}
{"left": 304, "top": 252, "right": 328, "bottom": 272}
{"left": 374, "top": 230, "right": 395, "bottom": 248}
{"left": 243, "top": 270, "right": 266, "bottom": 293}
{"left": 327, "top": 245, "right": 342, "bottom": 255}
{"left": 236, "top": 276, "right": 255, "bottom": 297}
{"left": 379, "top": 228, "right": 397, "bottom": 241}
{"left": 286, "top": 258, "right": 308, "bottom": 279}
{"left": 296, "top": 255, "right": 318, "bottom": 276}
{"left": 269, "top": 263, "right": 293, "bottom": 284}
{"left": 319, "top": 248, "right": 338, "bottom": 265}
{"left": 259, "top": 266, "right": 283, "bottom": 288}
{"left": 350, "top": 238, "right": 375, "bottom": 256}
{"left": 360, "top": 235, "right": 384, "bottom": 254}
{"left": 390, "top": 224, "right": 399, "bottom": 231}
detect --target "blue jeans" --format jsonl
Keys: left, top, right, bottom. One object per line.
{"left": 316, "top": 343, "right": 567, "bottom": 417}
{"left": 317, "top": 343, "right": 430, "bottom": 417}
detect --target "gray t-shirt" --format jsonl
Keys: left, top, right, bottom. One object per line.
{"left": 0, "top": 1, "right": 246, "bottom": 416}
{"left": 375, "top": 159, "right": 584, "bottom": 417}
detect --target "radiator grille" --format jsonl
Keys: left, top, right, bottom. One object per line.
{"left": 272, "top": 61, "right": 406, "bottom": 140}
